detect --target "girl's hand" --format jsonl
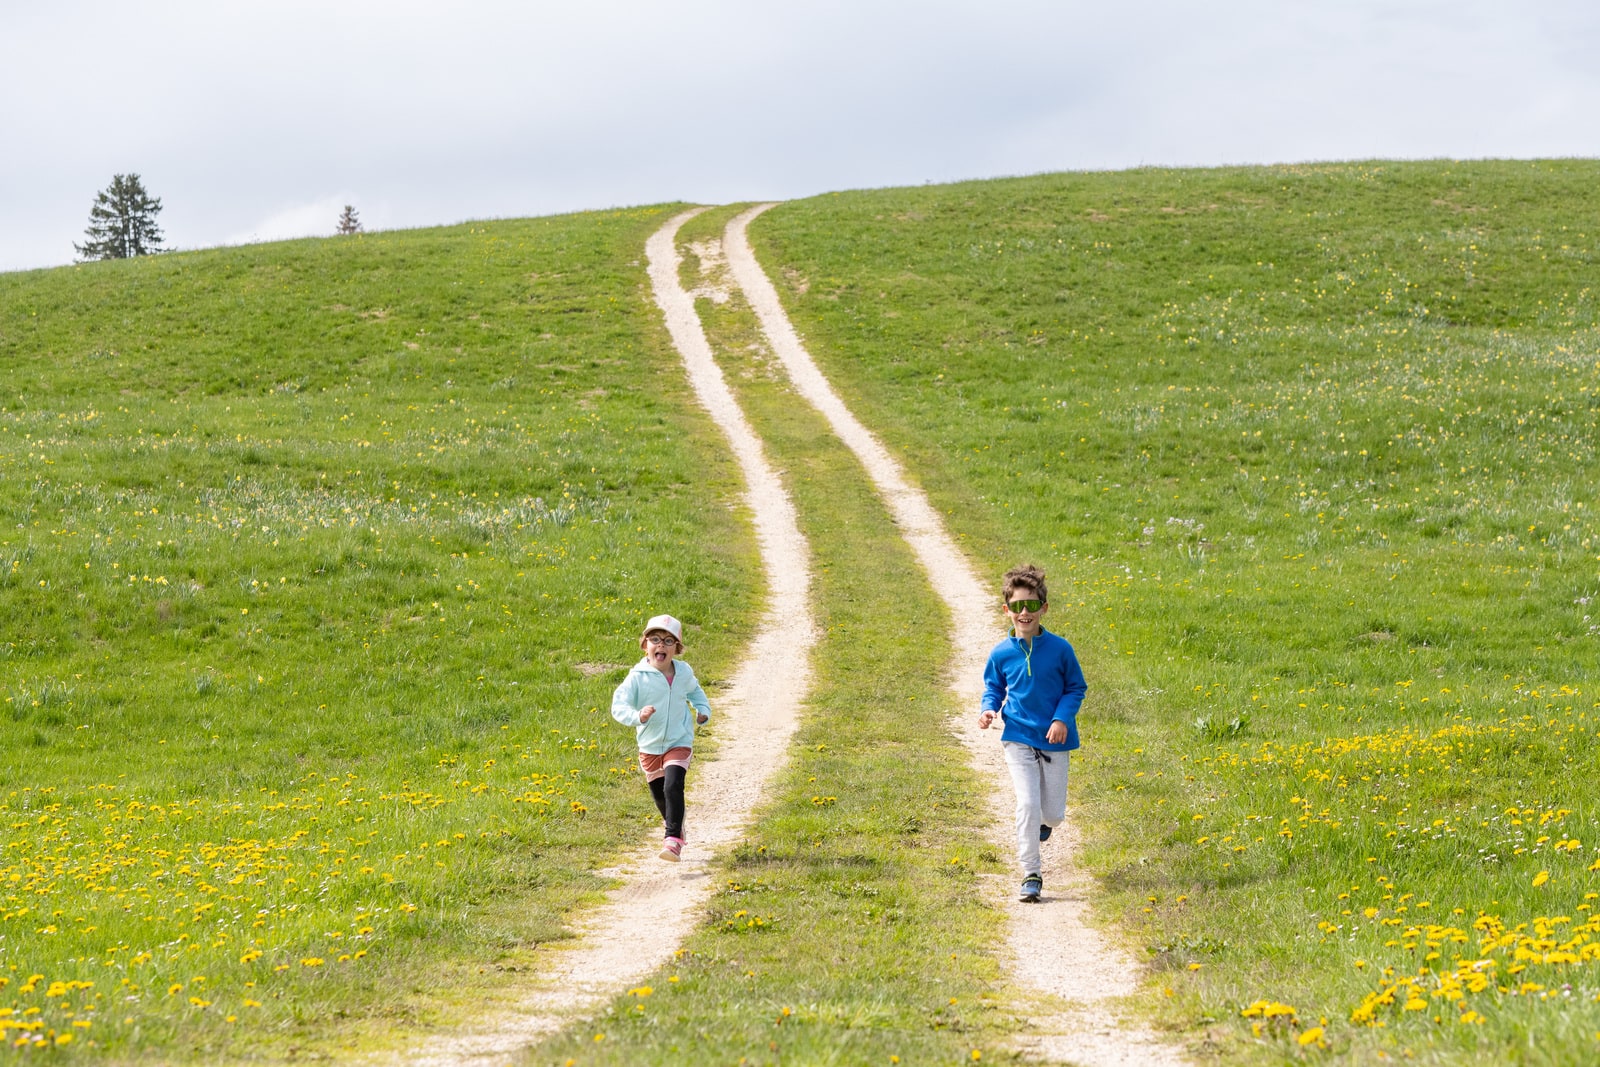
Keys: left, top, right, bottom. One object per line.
{"left": 639, "top": 705, "right": 656, "bottom": 723}
{"left": 696, "top": 713, "right": 709, "bottom": 725}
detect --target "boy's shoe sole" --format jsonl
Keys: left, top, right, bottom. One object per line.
{"left": 1039, "top": 824, "right": 1053, "bottom": 842}
{"left": 1019, "top": 875, "right": 1043, "bottom": 902}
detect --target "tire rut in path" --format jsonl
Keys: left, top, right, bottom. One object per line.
{"left": 401, "top": 208, "right": 816, "bottom": 1065}
{"left": 722, "top": 203, "right": 1188, "bottom": 1066}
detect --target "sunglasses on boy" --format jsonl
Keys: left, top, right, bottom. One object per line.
{"left": 1005, "top": 598, "right": 1044, "bottom": 613}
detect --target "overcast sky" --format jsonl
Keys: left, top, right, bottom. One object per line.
{"left": 3, "top": 1, "right": 1598, "bottom": 273}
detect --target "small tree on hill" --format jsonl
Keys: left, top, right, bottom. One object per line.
{"left": 336, "top": 204, "right": 363, "bottom": 235}
{"left": 75, "top": 173, "right": 165, "bottom": 261}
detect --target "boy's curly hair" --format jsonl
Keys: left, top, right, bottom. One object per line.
{"left": 1002, "top": 564, "right": 1048, "bottom": 604}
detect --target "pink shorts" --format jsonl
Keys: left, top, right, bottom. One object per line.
{"left": 638, "top": 747, "right": 692, "bottom": 782}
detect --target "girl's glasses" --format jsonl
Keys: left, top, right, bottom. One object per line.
{"left": 1006, "top": 599, "right": 1043, "bottom": 613}
{"left": 645, "top": 635, "right": 678, "bottom": 646}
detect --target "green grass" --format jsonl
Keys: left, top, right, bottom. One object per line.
{"left": 8, "top": 160, "right": 1600, "bottom": 1064}
{"left": 0, "top": 211, "right": 764, "bottom": 1058}
{"left": 528, "top": 205, "right": 1025, "bottom": 1065}
{"left": 750, "top": 160, "right": 1600, "bottom": 1063}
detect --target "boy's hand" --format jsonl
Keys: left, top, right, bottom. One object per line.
{"left": 696, "top": 713, "right": 709, "bottom": 725}
{"left": 639, "top": 705, "right": 656, "bottom": 723}
{"left": 1046, "top": 720, "right": 1067, "bottom": 745}
{"left": 978, "top": 710, "right": 996, "bottom": 729}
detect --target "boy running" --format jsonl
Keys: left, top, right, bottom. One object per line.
{"left": 978, "top": 564, "right": 1087, "bottom": 902}
{"left": 611, "top": 614, "right": 711, "bottom": 861}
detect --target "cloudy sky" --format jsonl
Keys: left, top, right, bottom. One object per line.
{"left": 3, "top": 0, "right": 1598, "bottom": 273}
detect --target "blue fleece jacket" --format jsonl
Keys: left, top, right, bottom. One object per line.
{"left": 611, "top": 657, "right": 711, "bottom": 755}
{"left": 980, "top": 627, "right": 1086, "bottom": 752}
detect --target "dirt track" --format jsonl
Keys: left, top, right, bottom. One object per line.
{"left": 407, "top": 205, "right": 1185, "bottom": 1065}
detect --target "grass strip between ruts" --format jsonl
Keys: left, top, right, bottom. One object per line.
{"left": 529, "top": 207, "right": 1026, "bottom": 1065}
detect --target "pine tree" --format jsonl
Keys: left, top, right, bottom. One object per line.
{"left": 336, "top": 205, "right": 363, "bottom": 235}
{"left": 75, "top": 174, "right": 165, "bottom": 261}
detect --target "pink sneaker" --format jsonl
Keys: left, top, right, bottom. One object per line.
{"left": 660, "top": 836, "right": 683, "bottom": 862}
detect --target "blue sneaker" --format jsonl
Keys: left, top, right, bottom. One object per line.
{"left": 1039, "top": 824, "right": 1053, "bottom": 843}
{"left": 1019, "top": 874, "right": 1042, "bottom": 902}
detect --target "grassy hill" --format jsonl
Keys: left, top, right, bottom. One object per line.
{"left": 751, "top": 159, "right": 1600, "bottom": 1062}
{"left": 0, "top": 211, "right": 764, "bottom": 1058}
{"left": 4, "top": 159, "right": 1598, "bottom": 1064}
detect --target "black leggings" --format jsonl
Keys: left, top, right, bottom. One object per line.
{"left": 648, "top": 765, "right": 687, "bottom": 839}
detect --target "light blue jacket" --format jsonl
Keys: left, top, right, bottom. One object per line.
{"left": 611, "top": 657, "right": 711, "bottom": 755}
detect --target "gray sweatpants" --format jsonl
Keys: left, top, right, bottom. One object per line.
{"left": 1002, "top": 740, "right": 1070, "bottom": 877}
